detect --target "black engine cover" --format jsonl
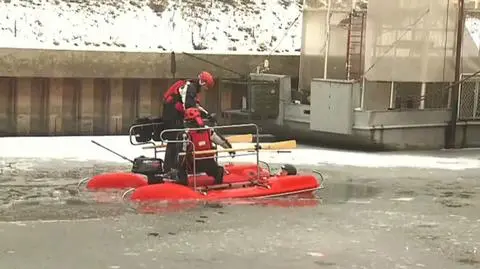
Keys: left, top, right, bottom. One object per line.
{"left": 131, "top": 156, "right": 166, "bottom": 184}
{"left": 131, "top": 156, "right": 164, "bottom": 174}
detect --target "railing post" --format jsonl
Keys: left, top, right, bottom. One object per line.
{"left": 474, "top": 79, "right": 479, "bottom": 119}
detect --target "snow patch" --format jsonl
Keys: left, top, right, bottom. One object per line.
{"left": 2, "top": 0, "right": 480, "bottom": 54}
{"left": 0, "top": 136, "right": 479, "bottom": 170}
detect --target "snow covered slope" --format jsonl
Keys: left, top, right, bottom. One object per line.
{"left": 1, "top": 0, "right": 480, "bottom": 54}
{"left": 0, "top": 0, "right": 304, "bottom": 54}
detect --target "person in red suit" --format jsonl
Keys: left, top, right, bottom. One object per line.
{"left": 161, "top": 71, "right": 215, "bottom": 173}
{"left": 175, "top": 107, "right": 234, "bottom": 186}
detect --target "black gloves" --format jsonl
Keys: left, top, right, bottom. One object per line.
{"left": 207, "top": 113, "right": 217, "bottom": 124}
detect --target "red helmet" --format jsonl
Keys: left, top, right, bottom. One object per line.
{"left": 198, "top": 71, "right": 215, "bottom": 89}
{"left": 184, "top": 107, "right": 204, "bottom": 126}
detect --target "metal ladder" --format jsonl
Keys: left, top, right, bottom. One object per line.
{"left": 346, "top": 11, "right": 366, "bottom": 81}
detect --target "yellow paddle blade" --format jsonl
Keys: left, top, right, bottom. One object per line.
{"left": 187, "top": 140, "right": 297, "bottom": 156}
{"left": 225, "top": 134, "right": 253, "bottom": 143}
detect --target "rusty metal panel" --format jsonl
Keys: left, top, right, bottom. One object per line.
{"left": 122, "top": 78, "right": 140, "bottom": 133}
{"left": 0, "top": 77, "right": 15, "bottom": 135}
{"left": 62, "top": 78, "right": 81, "bottom": 135}
{"left": 93, "top": 78, "right": 110, "bottom": 134}
{"left": 78, "top": 78, "right": 94, "bottom": 135}
{"left": 151, "top": 79, "right": 166, "bottom": 116}
{"left": 30, "top": 78, "right": 49, "bottom": 135}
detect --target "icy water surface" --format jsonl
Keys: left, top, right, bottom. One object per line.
{"left": 0, "top": 157, "right": 479, "bottom": 269}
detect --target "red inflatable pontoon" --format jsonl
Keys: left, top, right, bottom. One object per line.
{"left": 83, "top": 163, "right": 270, "bottom": 190}
{"left": 78, "top": 123, "right": 324, "bottom": 204}
{"left": 128, "top": 174, "right": 320, "bottom": 202}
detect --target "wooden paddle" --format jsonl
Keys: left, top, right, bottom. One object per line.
{"left": 225, "top": 133, "right": 253, "bottom": 143}
{"left": 180, "top": 140, "right": 297, "bottom": 156}
{"left": 142, "top": 133, "right": 253, "bottom": 150}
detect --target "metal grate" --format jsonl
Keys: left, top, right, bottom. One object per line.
{"left": 458, "top": 74, "right": 480, "bottom": 120}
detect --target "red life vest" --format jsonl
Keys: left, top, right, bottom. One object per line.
{"left": 188, "top": 129, "right": 215, "bottom": 158}
{"left": 163, "top": 80, "right": 186, "bottom": 102}
{"left": 163, "top": 80, "right": 187, "bottom": 113}
{"left": 163, "top": 80, "right": 202, "bottom": 114}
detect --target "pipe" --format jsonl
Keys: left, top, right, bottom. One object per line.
{"left": 446, "top": 0, "right": 464, "bottom": 148}
{"left": 353, "top": 120, "right": 480, "bottom": 131}
{"left": 420, "top": 82, "right": 426, "bottom": 109}
{"left": 389, "top": 81, "right": 395, "bottom": 109}
{"left": 323, "top": 0, "right": 332, "bottom": 79}
{"left": 360, "top": 76, "right": 365, "bottom": 109}
{"left": 353, "top": 123, "right": 448, "bottom": 131}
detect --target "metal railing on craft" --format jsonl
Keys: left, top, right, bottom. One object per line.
{"left": 128, "top": 121, "right": 166, "bottom": 158}
{"left": 128, "top": 122, "right": 263, "bottom": 191}
{"left": 158, "top": 123, "right": 262, "bottom": 190}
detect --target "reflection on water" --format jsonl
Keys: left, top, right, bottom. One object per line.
{"left": 133, "top": 193, "right": 322, "bottom": 215}
{"left": 126, "top": 182, "right": 381, "bottom": 214}
{"left": 0, "top": 181, "right": 381, "bottom": 221}
{"left": 318, "top": 182, "right": 381, "bottom": 204}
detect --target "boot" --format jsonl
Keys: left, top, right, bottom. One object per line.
{"left": 214, "top": 166, "right": 224, "bottom": 185}
{"left": 175, "top": 168, "right": 189, "bottom": 186}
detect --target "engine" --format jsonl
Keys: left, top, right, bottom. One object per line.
{"left": 131, "top": 156, "right": 165, "bottom": 184}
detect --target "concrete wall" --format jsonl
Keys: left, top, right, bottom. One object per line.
{"left": 353, "top": 109, "right": 451, "bottom": 127}
{"left": 0, "top": 48, "right": 300, "bottom": 79}
{"left": 352, "top": 110, "right": 455, "bottom": 149}
{"left": 353, "top": 121, "right": 480, "bottom": 150}
{"left": 0, "top": 48, "right": 302, "bottom": 136}
{"left": 0, "top": 76, "right": 227, "bottom": 136}
{"left": 459, "top": 121, "right": 480, "bottom": 147}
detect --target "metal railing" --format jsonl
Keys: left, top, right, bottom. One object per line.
{"left": 128, "top": 121, "right": 165, "bottom": 158}
{"left": 128, "top": 122, "right": 262, "bottom": 192}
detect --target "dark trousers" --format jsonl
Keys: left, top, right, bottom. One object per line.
{"left": 162, "top": 101, "right": 184, "bottom": 172}
{"left": 177, "top": 157, "right": 224, "bottom": 186}
{"left": 163, "top": 131, "right": 181, "bottom": 172}
{"left": 162, "top": 122, "right": 184, "bottom": 172}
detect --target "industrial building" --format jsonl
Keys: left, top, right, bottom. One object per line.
{"left": 2, "top": 0, "right": 480, "bottom": 150}
{"left": 223, "top": 0, "right": 480, "bottom": 150}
